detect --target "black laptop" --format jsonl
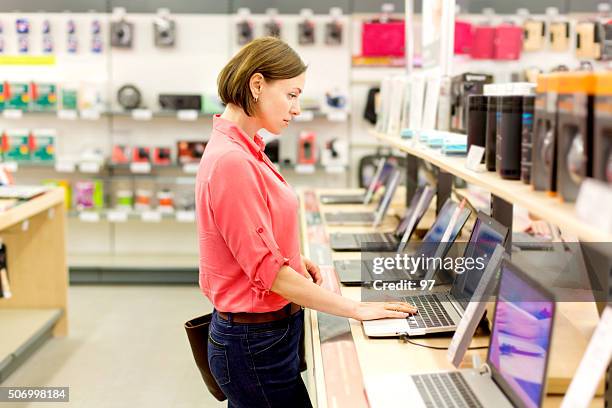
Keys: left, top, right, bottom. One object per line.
{"left": 324, "top": 169, "right": 402, "bottom": 226}
{"left": 319, "top": 158, "right": 393, "bottom": 205}
{"left": 333, "top": 198, "right": 471, "bottom": 286}
{"left": 329, "top": 185, "right": 435, "bottom": 252}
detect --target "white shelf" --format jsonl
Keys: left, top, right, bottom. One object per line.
{"left": 371, "top": 130, "right": 612, "bottom": 243}
{"left": 0, "top": 309, "right": 62, "bottom": 371}
{"left": 68, "top": 253, "right": 198, "bottom": 270}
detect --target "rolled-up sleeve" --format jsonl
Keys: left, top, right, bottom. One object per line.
{"left": 207, "top": 151, "right": 289, "bottom": 298}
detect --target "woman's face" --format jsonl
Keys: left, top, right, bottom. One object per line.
{"left": 256, "top": 72, "right": 306, "bottom": 134}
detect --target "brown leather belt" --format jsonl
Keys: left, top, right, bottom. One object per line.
{"left": 217, "top": 303, "right": 302, "bottom": 324}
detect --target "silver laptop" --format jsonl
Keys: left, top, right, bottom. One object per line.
{"left": 333, "top": 198, "right": 471, "bottom": 286}
{"left": 324, "top": 169, "right": 401, "bottom": 226}
{"left": 329, "top": 185, "right": 435, "bottom": 252}
{"left": 362, "top": 212, "right": 508, "bottom": 337}
{"left": 319, "top": 158, "right": 390, "bottom": 205}
{"left": 370, "top": 261, "right": 556, "bottom": 408}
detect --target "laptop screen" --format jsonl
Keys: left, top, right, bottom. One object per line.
{"left": 373, "top": 170, "right": 402, "bottom": 227}
{"left": 368, "top": 160, "right": 396, "bottom": 203}
{"left": 374, "top": 168, "right": 401, "bottom": 214}
{"left": 395, "top": 185, "right": 425, "bottom": 236}
{"left": 488, "top": 262, "right": 555, "bottom": 408}
{"left": 451, "top": 216, "right": 507, "bottom": 310}
{"left": 362, "top": 158, "right": 387, "bottom": 204}
{"left": 417, "top": 199, "right": 470, "bottom": 258}
{"left": 396, "top": 186, "right": 436, "bottom": 253}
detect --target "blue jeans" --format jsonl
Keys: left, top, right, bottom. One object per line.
{"left": 208, "top": 307, "right": 312, "bottom": 408}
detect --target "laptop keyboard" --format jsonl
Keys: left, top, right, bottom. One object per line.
{"left": 413, "top": 372, "right": 483, "bottom": 408}
{"left": 403, "top": 295, "right": 453, "bottom": 329}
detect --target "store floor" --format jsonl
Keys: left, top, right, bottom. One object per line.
{"left": 3, "top": 285, "right": 225, "bottom": 408}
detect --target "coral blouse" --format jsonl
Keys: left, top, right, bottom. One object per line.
{"left": 195, "top": 115, "right": 305, "bottom": 312}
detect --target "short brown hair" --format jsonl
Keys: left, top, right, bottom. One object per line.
{"left": 217, "top": 37, "right": 307, "bottom": 116}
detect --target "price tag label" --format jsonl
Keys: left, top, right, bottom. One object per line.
{"left": 177, "top": 110, "right": 199, "bottom": 121}
{"left": 327, "top": 111, "right": 347, "bottom": 122}
{"left": 295, "top": 164, "right": 316, "bottom": 174}
{"left": 176, "top": 211, "right": 196, "bottom": 223}
{"left": 79, "top": 162, "right": 101, "bottom": 174}
{"left": 131, "top": 109, "right": 153, "bottom": 121}
{"left": 130, "top": 162, "right": 152, "bottom": 174}
{"left": 80, "top": 109, "right": 101, "bottom": 120}
{"left": 325, "top": 165, "right": 345, "bottom": 174}
{"left": 141, "top": 211, "right": 162, "bottom": 223}
{"left": 2, "top": 109, "right": 23, "bottom": 119}
{"left": 107, "top": 211, "right": 128, "bottom": 223}
{"left": 55, "top": 160, "right": 76, "bottom": 173}
{"left": 295, "top": 111, "right": 314, "bottom": 122}
{"left": 79, "top": 211, "right": 100, "bottom": 223}
{"left": 57, "top": 110, "right": 78, "bottom": 120}
{"left": 465, "top": 145, "right": 485, "bottom": 171}
{"left": 182, "top": 163, "right": 199, "bottom": 174}
{"left": 576, "top": 179, "right": 612, "bottom": 234}
{"left": 2, "top": 161, "right": 18, "bottom": 172}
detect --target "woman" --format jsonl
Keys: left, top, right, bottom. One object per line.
{"left": 196, "top": 37, "right": 417, "bottom": 408}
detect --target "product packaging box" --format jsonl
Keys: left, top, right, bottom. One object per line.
{"left": 30, "top": 83, "right": 57, "bottom": 111}
{"left": 111, "top": 145, "right": 130, "bottom": 164}
{"left": 75, "top": 180, "right": 104, "bottom": 210}
{"left": 177, "top": 141, "right": 206, "bottom": 164}
{"left": 2, "top": 129, "right": 31, "bottom": 161}
{"left": 31, "top": 129, "right": 56, "bottom": 162}
{"left": 59, "top": 85, "right": 79, "bottom": 111}
{"left": 152, "top": 147, "right": 172, "bottom": 165}
{"left": 42, "top": 179, "right": 71, "bottom": 210}
{"left": 4, "top": 82, "right": 30, "bottom": 110}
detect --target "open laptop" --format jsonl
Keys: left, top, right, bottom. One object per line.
{"left": 362, "top": 212, "right": 509, "bottom": 337}
{"left": 324, "top": 169, "right": 401, "bottom": 226}
{"left": 333, "top": 198, "right": 471, "bottom": 286}
{"left": 319, "top": 158, "right": 392, "bottom": 205}
{"left": 329, "top": 185, "right": 435, "bottom": 252}
{"left": 370, "top": 260, "right": 555, "bottom": 408}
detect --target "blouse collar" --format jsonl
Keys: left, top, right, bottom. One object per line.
{"left": 213, "top": 114, "right": 265, "bottom": 159}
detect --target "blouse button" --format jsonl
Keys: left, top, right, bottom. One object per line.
{"left": 257, "top": 227, "right": 264, "bottom": 233}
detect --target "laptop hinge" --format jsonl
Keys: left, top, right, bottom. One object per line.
{"left": 473, "top": 355, "right": 491, "bottom": 376}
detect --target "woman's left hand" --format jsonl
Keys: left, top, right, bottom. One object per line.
{"left": 301, "top": 255, "right": 323, "bottom": 286}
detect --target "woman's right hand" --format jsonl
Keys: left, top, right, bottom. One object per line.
{"left": 352, "top": 301, "right": 418, "bottom": 321}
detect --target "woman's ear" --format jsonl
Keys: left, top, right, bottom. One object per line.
{"left": 249, "top": 73, "right": 264, "bottom": 101}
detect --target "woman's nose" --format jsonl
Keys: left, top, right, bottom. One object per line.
{"left": 291, "top": 100, "right": 301, "bottom": 116}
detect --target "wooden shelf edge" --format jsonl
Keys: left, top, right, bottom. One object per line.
{"left": 0, "top": 188, "right": 64, "bottom": 231}
{"left": 370, "top": 130, "right": 612, "bottom": 242}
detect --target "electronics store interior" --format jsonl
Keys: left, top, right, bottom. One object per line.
{"left": 0, "top": 0, "right": 611, "bottom": 407}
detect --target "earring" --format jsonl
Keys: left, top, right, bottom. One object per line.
{"left": 254, "top": 95, "right": 258, "bottom": 102}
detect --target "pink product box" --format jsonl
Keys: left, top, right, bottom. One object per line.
{"left": 470, "top": 26, "right": 496, "bottom": 59}
{"left": 494, "top": 25, "right": 523, "bottom": 60}
{"left": 361, "top": 20, "right": 405, "bottom": 56}
{"left": 454, "top": 20, "right": 473, "bottom": 54}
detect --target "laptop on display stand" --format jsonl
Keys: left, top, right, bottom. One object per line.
{"left": 362, "top": 212, "right": 509, "bottom": 337}
{"left": 329, "top": 185, "right": 435, "bottom": 252}
{"left": 319, "top": 158, "right": 390, "bottom": 205}
{"left": 333, "top": 198, "right": 471, "bottom": 286}
{"left": 323, "top": 169, "right": 402, "bottom": 226}
{"left": 366, "top": 260, "right": 556, "bottom": 408}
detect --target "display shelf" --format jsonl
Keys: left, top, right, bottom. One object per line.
{"left": 370, "top": 130, "right": 612, "bottom": 243}
{"left": 0, "top": 109, "right": 214, "bottom": 121}
{"left": 0, "top": 109, "right": 347, "bottom": 122}
{"left": 68, "top": 253, "right": 198, "bottom": 270}
{"left": 68, "top": 209, "right": 195, "bottom": 223}
{"left": 0, "top": 309, "right": 62, "bottom": 382}
{"left": 10, "top": 161, "right": 201, "bottom": 176}
{"left": 0, "top": 188, "right": 68, "bottom": 381}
